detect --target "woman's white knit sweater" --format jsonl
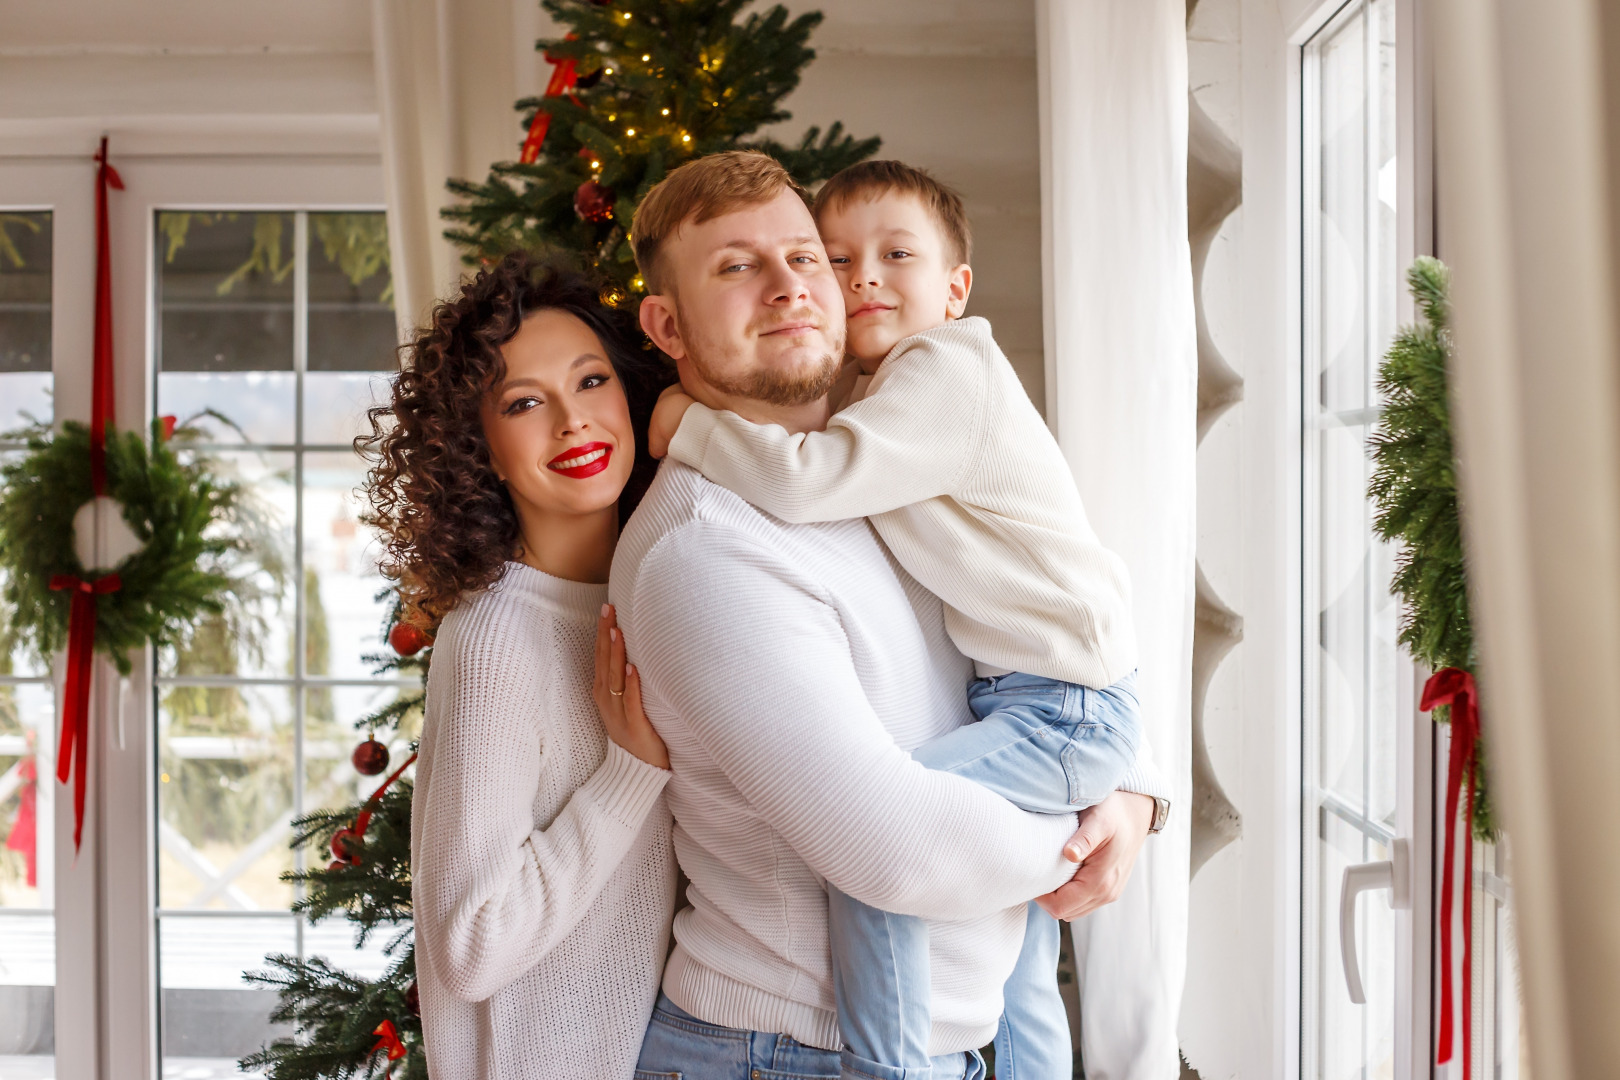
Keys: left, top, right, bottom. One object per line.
{"left": 410, "top": 562, "right": 675, "bottom": 1080}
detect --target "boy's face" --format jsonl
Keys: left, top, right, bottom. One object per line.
{"left": 817, "top": 190, "right": 972, "bottom": 367}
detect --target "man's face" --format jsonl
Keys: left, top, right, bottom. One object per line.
{"left": 646, "top": 189, "right": 846, "bottom": 409}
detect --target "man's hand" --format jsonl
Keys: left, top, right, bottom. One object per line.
{"left": 1035, "top": 790, "right": 1155, "bottom": 921}
{"left": 649, "top": 383, "right": 697, "bottom": 459}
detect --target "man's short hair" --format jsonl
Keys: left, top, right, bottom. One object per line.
{"left": 813, "top": 160, "right": 972, "bottom": 267}
{"left": 630, "top": 150, "right": 809, "bottom": 294}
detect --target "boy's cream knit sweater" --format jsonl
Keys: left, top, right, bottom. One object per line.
{"left": 666, "top": 316, "right": 1137, "bottom": 689}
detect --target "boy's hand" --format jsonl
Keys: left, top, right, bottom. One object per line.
{"left": 649, "top": 383, "right": 697, "bottom": 459}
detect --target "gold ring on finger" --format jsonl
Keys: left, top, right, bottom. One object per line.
{"left": 609, "top": 688, "right": 625, "bottom": 697}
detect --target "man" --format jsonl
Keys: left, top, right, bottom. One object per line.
{"left": 609, "top": 151, "right": 1168, "bottom": 1079}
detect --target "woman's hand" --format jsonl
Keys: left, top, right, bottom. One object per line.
{"left": 594, "top": 604, "right": 670, "bottom": 770}
{"left": 648, "top": 383, "right": 697, "bottom": 460}
{"left": 1034, "top": 790, "right": 1155, "bottom": 921}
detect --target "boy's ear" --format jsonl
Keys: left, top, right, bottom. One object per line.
{"left": 638, "top": 292, "right": 687, "bottom": 360}
{"left": 945, "top": 264, "right": 973, "bottom": 320}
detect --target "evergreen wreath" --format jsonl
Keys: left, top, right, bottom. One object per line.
{"left": 1368, "top": 256, "right": 1494, "bottom": 839}
{"left": 0, "top": 417, "right": 247, "bottom": 674}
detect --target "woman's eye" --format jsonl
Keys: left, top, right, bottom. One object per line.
{"left": 503, "top": 396, "right": 540, "bottom": 415}
{"left": 579, "top": 373, "right": 610, "bottom": 391}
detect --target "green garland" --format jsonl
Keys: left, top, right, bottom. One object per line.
{"left": 0, "top": 418, "right": 247, "bottom": 675}
{"left": 1369, "top": 257, "right": 1494, "bottom": 840}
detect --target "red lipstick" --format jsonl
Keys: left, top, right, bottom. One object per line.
{"left": 547, "top": 441, "right": 613, "bottom": 479}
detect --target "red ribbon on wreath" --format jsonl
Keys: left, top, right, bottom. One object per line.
{"left": 1422, "top": 667, "right": 1480, "bottom": 1080}
{"left": 51, "top": 137, "right": 125, "bottom": 855}
{"left": 519, "top": 40, "right": 581, "bottom": 164}
{"left": 50, "top": 573, "right": 121, "bottom": 852}
{"left": 370, "top": 1019, "right": 408, "bottom": 1077}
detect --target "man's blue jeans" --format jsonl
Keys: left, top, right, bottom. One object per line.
{"left": 829, "top": 670, "right": 1142, "bottom": 1080}
{"left": 633, "top": 993, "right": 986, "bottom": 1080}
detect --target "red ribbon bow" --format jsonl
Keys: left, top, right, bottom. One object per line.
{"left": 1421, "top": 667, "right": 1480, "bottom": 1080}
{"left": 371, "top": 1019, "right": 407, "bottom": 1077}
{"left": 519, "top": 37, "right": 581, "bottom": 164}
{"left": 49, "top": 573, "right": 121, "bottom": 852}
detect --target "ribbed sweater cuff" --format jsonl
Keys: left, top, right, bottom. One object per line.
{"left": 666, "top": 401, "right": 720, "bottom": 471}
{"left": 1117, "top": 758, "right": 1169, "bottom": 801}
{"left": 582, "top": 742, "right": 670, "bottom": 829}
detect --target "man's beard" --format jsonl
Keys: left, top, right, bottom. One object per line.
{"left": 679, "top": 312, "right": 846, "bottom": 408}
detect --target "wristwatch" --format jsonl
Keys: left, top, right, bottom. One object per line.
{"left": 1147, "top": 796, "right": 1171, "bottom": 835}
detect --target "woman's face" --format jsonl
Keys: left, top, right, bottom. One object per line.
{"left": 480, "top": 308, "right": 635, "bottom": 524}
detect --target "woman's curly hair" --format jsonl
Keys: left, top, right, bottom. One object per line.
{"left": 358, "top": 252, "right": 674, "bottom": 629}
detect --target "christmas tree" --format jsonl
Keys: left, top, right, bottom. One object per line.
{"left": 443, "top": 0, "right": 880, "bottom": 296}
{"left": 244, "top": 4, "right": 876, "bottom": 1077}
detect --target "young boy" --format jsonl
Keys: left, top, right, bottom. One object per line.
{"left": 647, "top": 160, "right": 1150, "bottom": 1080}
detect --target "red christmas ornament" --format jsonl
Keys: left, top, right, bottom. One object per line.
{"left": 330, "top": 828, "right": 364, "bottom": 865}
{"left": 328, "top": 858, "right": 349, "bottom": 873}
{"left": 574, "top": 180, "right": 615, "bottom": 223}
{"left": 389, "top": 622, "right": 428, "bottom": 656}
{"left": 352, "top": 736, "right": 391, "bottom": 776}
{"left": 404, "top": 980, "right": 421, "bottom": 1017}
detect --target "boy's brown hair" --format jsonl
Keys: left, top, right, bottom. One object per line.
{"left": 813, "top": 160, "right": 972, "bottom": 267}
{"left": 630, "top": 150, "right": 809, "bottom": 293}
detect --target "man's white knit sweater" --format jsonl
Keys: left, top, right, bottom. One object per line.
{"left": 411, "top": 563, "right": 676, "bottom": 1080}
{"left": 609, "top": 462, "right": 1167, "bottom": 1055}
{"left": 666, "top": 316, "right": 1136, "bottom": 689}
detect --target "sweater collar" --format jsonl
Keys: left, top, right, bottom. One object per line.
{"left": 495, "top": 560, "right": 609, "bottom": 621}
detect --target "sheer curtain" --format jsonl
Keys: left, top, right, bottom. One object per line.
{"left": 1432, "top": 0, "right": 1620, "bottom": 1074}
{"left": 371, "top": 0, "right": 550, "bottom": 334}
{"left": 1037, "top": 1, "right": 1196, "bottom": 1076}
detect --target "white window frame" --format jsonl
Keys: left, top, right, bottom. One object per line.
{"left": 1289, "top": 0, "right": 1436, "bottom": 1076}
{"left": 0, "top": 127, "right": 384, "bottom": 1080}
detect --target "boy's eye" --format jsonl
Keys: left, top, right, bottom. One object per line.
{"left": 829, "top": 255, "right": 851, "bottom": 265}
{"left": 884, "top": 249, "right": 912, "bottom": 260}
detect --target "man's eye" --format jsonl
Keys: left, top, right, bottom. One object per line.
{"left": 789, "top": 254, "right": 817, "bottom": 265}
{"left": 722, "top": 262, "right": 750, "bottom": 274}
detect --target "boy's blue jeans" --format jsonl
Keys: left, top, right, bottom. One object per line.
{"left": 828, "top": 670, "right": 1142, "bottom": 1080}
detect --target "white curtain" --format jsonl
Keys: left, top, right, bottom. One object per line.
{"left": 371, "top": 0, "right": 552, "bottom": 336}
{"left": 1432, "top": 0, "right": 1620, "bottom": 1074}
{"left": 1037, "top": 1, "right": 1196, "bottom": 1076}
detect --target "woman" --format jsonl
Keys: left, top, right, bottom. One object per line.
{"left": 361, "top": 252, "right": 677, "bottom": 1079}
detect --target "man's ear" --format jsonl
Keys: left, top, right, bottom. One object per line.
{"left": 945, "top": 264, "right": 973, "bottom": 320}
{"left": 639, "top": 292, "right": 687, "bottom": 360}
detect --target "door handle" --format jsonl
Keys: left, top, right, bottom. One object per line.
{"left": 1340, "top": 837, "right": 1410, "bottom": 1004}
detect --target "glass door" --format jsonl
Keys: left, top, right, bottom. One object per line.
{"left": 0, "top": 207, "right": 57, "bottom": 1080}
{"left": 1301, "top": 2, "right": 1416, "bottom": 1077}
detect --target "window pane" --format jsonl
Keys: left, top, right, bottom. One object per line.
{"left": 157, "top": 212, "right": 296, "bottom": 445}
{"left": 0, "top": 209, "right": 54, "bottom": 1078}
{"left": 0, "top": 211, "right": 52, "bottom": 435}
{"left": 307, "top": 211, "right": 396, "bottom": 449}
{"left": 155, "top": 210, "right": 397, "bottom": 1078}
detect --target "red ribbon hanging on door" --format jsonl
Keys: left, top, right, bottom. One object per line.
{"left": 51, "top": 138, "right": 125, "bottom": 855}
{"left": 1422, "top": 667, "right": 1480, "bottom": 1080}
{"left": 518, "top": 42, "right": 580, "bottom": 164}
{"left": 91, "top": 135, "right": 123, "bottom": 495}
{"left": 50, "top": 573, "right": 121, "bottom": 853}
